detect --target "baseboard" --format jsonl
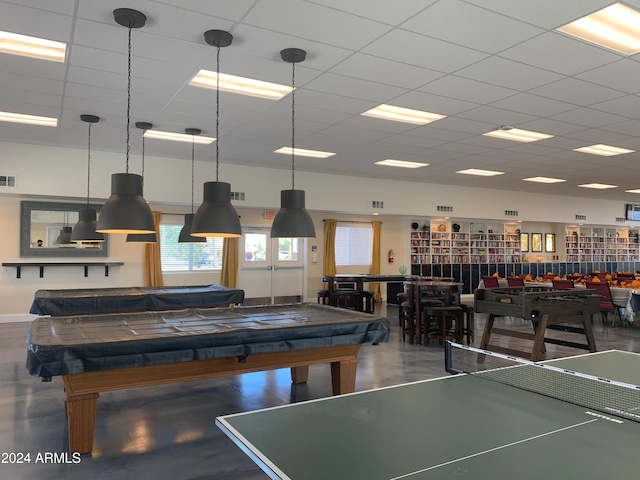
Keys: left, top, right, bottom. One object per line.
{"left": 0, "top": 313, "right": 37, "bottom": 324}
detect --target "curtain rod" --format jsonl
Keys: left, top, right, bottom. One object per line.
{"left": 323, "top": 219, "right": 378, "bottom": 225}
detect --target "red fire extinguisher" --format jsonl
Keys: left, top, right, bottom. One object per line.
{"left": 388, "top": 249, "right": 394, "bottom": 263}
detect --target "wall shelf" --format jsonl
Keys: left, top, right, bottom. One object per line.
{"left": 2, "top": 262, "right": 124, "bottom": 279}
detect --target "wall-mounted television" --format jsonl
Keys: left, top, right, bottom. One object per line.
{"left": 626, "top": 204, "right": 640, "bottom": 221}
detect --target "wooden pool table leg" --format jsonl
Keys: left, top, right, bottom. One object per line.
{"left": 290, "top": 365, "right": 309, "bottom": 384}
{"left": 65, "top": 392, "right": 99, "bottom": 454}
{"left": 330, "top": 357, "right": 358, "bottom": 395}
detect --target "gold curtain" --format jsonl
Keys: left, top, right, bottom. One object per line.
{"left": 371, "top": 220, "right": 382, "bottom": 301}
{"left": 220, "top": 237, "right": 239, "bottom": 288}
{"left": 144, "top": 211, "right": 164, "bottom": 287}
{"left": 323, "top": 219, "right": 337, "bottom": 277}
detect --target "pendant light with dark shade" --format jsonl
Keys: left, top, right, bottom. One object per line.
{"left": 71, "top": 114, "right": 106, "bottom": 243}
{"left": 270, "top": 48, "right": 316, "bottom": 238}
{"left": 179, "top": 128, "right": 207, "bottom": 243}
{"left": 56, "top": 212, "right": 73, "bottom": 245}
{"left": 126, "top": 121, "right": 158, "bottom": 243}
{"left": 96, "top": 8, "right": 155, "bottom": 235}
{"left": 191, "top": 30, "right": 242, "bottom": 238}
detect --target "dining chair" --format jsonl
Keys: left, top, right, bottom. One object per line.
{"left": 481, "top": 276, "right": 500, "bottom": 288}
{"left": 585, "top": 280, "right": 622, "bottom": 326}
{"left": 552, "top": 279, "right": 575, "bottom": 290}
{"left": 506, "top": 276, "right": 524, "bottom": 287}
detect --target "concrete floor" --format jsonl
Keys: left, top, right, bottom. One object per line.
{"left": 1, "top": 304, "right": 639, "bottom": 480}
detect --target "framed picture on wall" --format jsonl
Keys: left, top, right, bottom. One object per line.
{"left": 531, "top": 233, "right": 542, "bottom": 252}
{"left": 520, "top": 232, "right": 529, "bottom": 252}
{"left": 545, "top": 233, "right": 556, "bottom": 252}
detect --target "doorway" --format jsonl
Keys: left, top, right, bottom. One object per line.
{"left": 238, "top": 227, "right": 306, "bottom": 305}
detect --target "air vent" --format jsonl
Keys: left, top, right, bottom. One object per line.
{"left": 575, "top": 214, "right": 587, "bottom": 221}
{"left": 0, "top": 175, "right": 16, "bottom": 187}
{"left": 504, "top": 210, "right": 518, "bottom": 217}
{"left": 437, "top": 205, "right": 453, "bottom": 212}
{"left": 615, "top": 217, "right": 626, "bottom": 223}
{"left": 230, "top": 191, "right": 245, "bottom": 201}
{"left": 372, "top": 200, "right": 384, "bottom": 209}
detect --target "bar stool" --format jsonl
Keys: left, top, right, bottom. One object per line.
{"left": 331, "top": 283, "right": 362, "bottom": 311}
{"left": 317, "top": 288, "right": 330, "bottom": 305}
{"left": 397, "top": 292, "right": 409, "bottom": 326}
{"left": 362, "top": 290, "right": 375, "bottom": 314}
{"left": 422, "top": 304, "right": 465, "bottom": 345}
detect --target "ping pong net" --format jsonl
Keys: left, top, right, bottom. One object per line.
{"left": 445, "top": 342, "right": 640, "bottom": 424}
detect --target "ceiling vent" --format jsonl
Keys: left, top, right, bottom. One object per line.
{"left": 504, "top": 210, "right": 518, "bottom": 217}
{"left": 371, "top": 200, "right": 384, "bottom": 209}
{"left": 0, "top": 175, "right": 16, "bottom": 187}
{"left": 437, "top": 205, "right": 453, "bottom": 213}
{"left": 615, "top": 217, "right": 626, "bottom": 223}
{"left": 575, "top": 214, "right": 587, "bottom": 221}
{"left": 230, "top": 191, "right": 245, "bottom": 201}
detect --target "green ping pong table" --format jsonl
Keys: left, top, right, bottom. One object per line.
{"left": 216, "top": 344, "right": 640, "bottom": 480}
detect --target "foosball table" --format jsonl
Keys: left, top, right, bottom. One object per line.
{"left": 474, "top": 287, "right": 600, "bottom": 361}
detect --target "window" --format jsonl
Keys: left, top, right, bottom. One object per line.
{"left": 335, "top": 223, "right": 372, "bottom": 266}
{"left": 159, "top": 223, "right": 224, "bottom": 272}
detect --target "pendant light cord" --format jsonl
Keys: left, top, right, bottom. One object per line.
{"left": 291, "top": 61, "right": 296, "bottom": 190}
{"left": 86, "top": 122, "right": 92, "bottom": 208}
{"left": 191, "top": 134, "right": 195, "bottom": 214}
{"left": 215, "top": 45, "right": 220, "bottom": 182}
{"left": 141, "top": 131, "right": 145, "bottom": 188}
{"left": 125, "top": 26, "right": 132, "bottom": 174}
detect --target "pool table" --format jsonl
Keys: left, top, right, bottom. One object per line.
{"left": 26, "top": 303, "right": 390, "bottom": 454}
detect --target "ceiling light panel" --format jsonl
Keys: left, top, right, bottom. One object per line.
{"left": 573, "top": 144, "right": 634, "bottom": 156}
{"left": 375, "top": 159, "right": 428, "bottom": 168}
{"left": 274, "top": 147, "right": 336, "bottom": 158}
{"left": 625, "top": 189, "right": 640, "bottom": 194}
{"left": 144, "top": 129, "right": 215, "bottom": 144}
{"left": 556, "top": 3, "right": 640, "bottom": 55}
{"left": 456, "top": 168, "right": 504, "bottom": 176}
{"left": 0, "top": 111, "right": 57, "bottom": 127}
{"left": 483, "top": 127, "right": 554, "bottom": 142}
{"left": 361, "top": 104, "right": 446, "bottom": 125}
{"left": 190, "top": 70, "right": 292, "bottom": 100}
{"left": 578, "top": 183, "right": 617, "bottom": 189}
{"left": 522, "top": 177, "right": 567, "bottom": 183}
{"left": 0, "top": 30, "right": 66, "bottom": 62}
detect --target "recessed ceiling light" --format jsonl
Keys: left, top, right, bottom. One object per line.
{"left": 274, "top": 147, "right": 336, "bottom": 158}
{"left": 522, "top": 177, "right": 567, "bottom": 184}
{"left": 0, "top": 30, "right": 66, "bottom": 62}
{"left": 190, "top": 70, "right": 292, "bottom": 100}
{"left": 0, "top": 111, "right": 57, "bottom": 127}
{"left": 361, "top": 104, "right": 446, "bottom": 125}
{"left": 578, "top": 183, "right": 618, "bottom": 189}
{"left": 625, "top": 189, "right": 640, "bottom": 194}
{"left": 556, "top": 3, "right": 640, "bottom": 55}
{"left": 573, "top": 144, "right": 634, "bottom": 156}
{"left": 144, "top": 129, "right": 215, "bottom": 144}
{"left": 375, "top": 159, "right": 428, "bottom": 168}
{"left": 456, "top": 168, "right": 505, "bottom": 176}
{"left": 483, "top": 127, "right": 553, "bottom": 142}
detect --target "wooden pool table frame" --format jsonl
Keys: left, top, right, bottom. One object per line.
{"left": 63, "top": 344, "right": 361, "bottom": 454}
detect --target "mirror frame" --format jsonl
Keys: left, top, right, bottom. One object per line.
{"left": 20, "top": 201, "right": 109, "bottom": 258}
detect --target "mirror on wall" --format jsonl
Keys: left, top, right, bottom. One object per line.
{"left": 20, "top": 201, "right": 109, "bottom": 257}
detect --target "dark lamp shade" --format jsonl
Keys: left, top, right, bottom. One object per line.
{"left": 71, "top": 208, "right": 105, "bottom": 242}
{"left": 96, "top": 173, "right": 155, "bottom": 234}
{"left": 126, "top": 232, "right": 157, "bottom": 243}
{"left": 56, "top": 226, "right": 73, "bottom": 245}
{"left": 270, "top": 189, "right": 316, "bottom": 238}
{"left": 191, "top": 182, "right": 242, "bottom": 238}
{"left": 179, "top": 214, "right": 206, "bottom": 243}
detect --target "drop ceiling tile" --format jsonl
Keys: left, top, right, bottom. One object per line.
{"left": 0, "top": 1, "right": 73, "bottom": 41}
{"left": 363, "top": 29, "right": 489, "bottom": 73}
{"left": 330, "top": 53, "right": 444, "bottom": 89}
{"left": 401, "top": 0, "right": 543, "bottom": 54}
{"left": 456, "top": 105, "right": 537, "bottom": 126}
{"left": 307, "top": 0, "right": 435, "bottom": 24}
{"left": 390, "top": 91, "right": 478, "bottom": 116}
{"left": 243, "top": 0, "right": 391, "bottom": 50}
{"left": 499, "top": 32, "right": 621, "bottom": 76}
{"left": 305, "top": 72, "right": 406, "bottom": 102}
{"left": 530, "top": 78, "right": 625, "bottom": 107}
{"left": 455, "top": 56, "right": 563, "bottom": 90}
{"left": 589, "top": 95, "right": 640, "bottom": 118}
{"left": 420, "top": 75, "right": 517, "bottom": 104}
{"left": 489, "top": 93, "right": 576, "bottom": 117}
{"left": 576, "top": 59, "right": 640, "bottom": 94}
{"left": 549, "top": 108, "right": 629, "bottom": 128}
